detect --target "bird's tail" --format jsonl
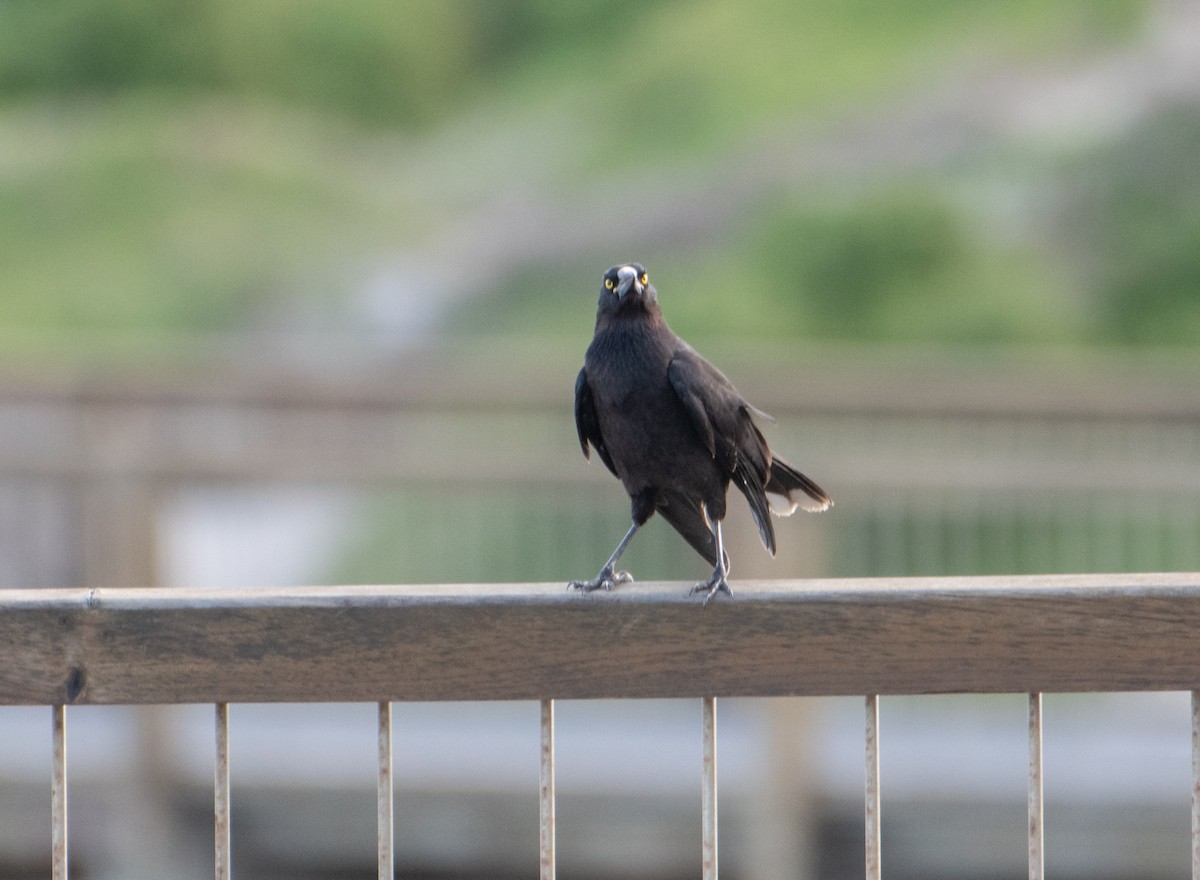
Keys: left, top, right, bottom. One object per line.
{"left": 731, "top": 452, "right": 832, "bottom": 557}
{"left": 766, "top": 458, "right": 833, "bottom": 516}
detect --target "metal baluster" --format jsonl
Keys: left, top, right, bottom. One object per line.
{"left": 1029, "top": 693, "right": 1044, "bottom": 880}
{"left": 703, "top": 696, "right": 718, "bottom": 880}
{"left": 1192, "top": 690, "right": 1199, "bottom": 880}
{"left": 215, "top": 703, "right": 231, "bottom": 880}
{"left": 378, "top": 702, "right": 394, "bottom": 880}
{"left": 52, "top": 705, "right": 67, "bottom": 880}
{"left": 540, "top": 699, "right": 556, "bottom": 880}
{"left": 865, "top": 695, "right": 880, "bottom": 880}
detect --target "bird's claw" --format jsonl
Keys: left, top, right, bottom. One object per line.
{"left": 568, "top": 568, "right": 633, "bottom": 593}
{"left": 690, "top": 574, "right": 733, "bottom": 606}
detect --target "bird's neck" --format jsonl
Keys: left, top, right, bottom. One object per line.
{"left": 588, "top": 308, "right": 676, "bottom": 385}
{"left": 594, "top": 300, "right": 665, "bottom": 334}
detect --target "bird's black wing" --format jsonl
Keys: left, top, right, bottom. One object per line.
{"left": 667, "top": 347, "right": 777, "bottom": 552}
{"left": 669, "top": 350, "right": 834, "bottom": 531}
{"left": 666, "top": 347, "right": 746, "bottom": 457}
{"left": 574, "top": 367, "right": 618, "bottom": 477}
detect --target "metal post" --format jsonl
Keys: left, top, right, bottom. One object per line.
{"left": 376, "top": 701, "right": 396, "bottom": 878}
{"left": 215, "top": 703, "right": 231, "bottom": 880}
{"left": 540, "top": 699, "right": 556, "bottom": 880}
{"left": 1192, "top": 690, "right": 1199, "bottom": 880}
{"left": 703, "top": 696, "right": 718, "bottom": 880}
{"left": 52, "top": 705, "right": 67, "bottom": 880}
{"left": 1029, "top": 693, "right": 1044, "bottom": 880}
{"left": 378, "top": 701, "right": 394, "bottom": 880}
{"left": 865, "top": 695, "right": 880, "bottom": 880}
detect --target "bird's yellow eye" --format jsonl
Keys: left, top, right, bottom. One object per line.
{"left": 604, "top": 278, "right": 615, "bottom": 290}
{"left": 639, "top": 273, "right": 648, "bottom": 285}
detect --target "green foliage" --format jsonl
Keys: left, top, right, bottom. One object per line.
{"left": 0, "top": 0, "right": 665, "bottom": 128}
{"left": 586, "top": 188, "right": 1073, "bottom": 348}
{"left": 1064, "top": 106, "right": 1200, "bottom": 345}
{"left": 207, "top": 2, "right": 486, "bottom": 127}
{"left": 0, "top": 100, "right": 417, "bottom": 346}
{"left": 747, "top": 190, "right": 1074, "bottom": 344}
{"left": 536, "top": 0, "right": 1144, "bottom": 163}
{"left": 0, "top": 0, "right": 214, "bottom": 93}
{"left": 757, "top": 193, "right": 967, "bottom": 338}
{"left": 0, "top": 0, "right": 1142, "bottom": 133}
{"left": 0, "top": 0, "right": 1165, "bottom": 353}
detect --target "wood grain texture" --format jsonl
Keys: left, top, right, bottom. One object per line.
{"left": 3, "top": 573, "right": 1200, "bottom": 706}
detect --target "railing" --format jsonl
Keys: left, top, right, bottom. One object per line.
{"left": 4, "top": 346, "right": 1200, "bottom": 590}
{"left": 5, "top": 572, "right": 1200, "bottom": 879}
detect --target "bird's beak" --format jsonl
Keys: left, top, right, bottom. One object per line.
{"left": 614, "top": 265, "right": 642, "bottom": 300}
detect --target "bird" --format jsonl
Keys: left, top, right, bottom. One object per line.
{"left": 569, "top": 262, "right": 832, "bottom": 604}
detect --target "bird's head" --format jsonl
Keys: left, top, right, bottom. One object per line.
{"left": 599, "top": 263, "right": 656, "bottom": 314}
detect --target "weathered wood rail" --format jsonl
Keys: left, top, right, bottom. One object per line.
{"left": 9, "top": 572, "right": 1200, "bottom": 880}
{"left": 4, "top": 572, "right": 1200, "bottom": 707}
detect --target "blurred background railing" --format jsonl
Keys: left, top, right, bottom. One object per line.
{"left": 2, "top": 350, "right": 1200, "bottom": 880}
{"left": 4, "top": 346, "right": 1200, "bottom": 591}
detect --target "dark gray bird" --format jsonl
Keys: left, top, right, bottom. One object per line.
{"left": 569, "top": 262, "right": 832, "bottom": 604}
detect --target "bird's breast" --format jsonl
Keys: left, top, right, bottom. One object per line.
{"left": 591, "top": 373, "right": 720, "bottom": 493}
{"left": 583, "top": 321, "right": 722, "bottom": 494}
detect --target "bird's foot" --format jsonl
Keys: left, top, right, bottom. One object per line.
{"left": 568, "top": 567, "right": 633, "bottom": 594}
{"left": 689, "top": 572, "right": 733, "bottom": 606}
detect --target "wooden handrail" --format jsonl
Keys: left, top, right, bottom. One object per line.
{"left": 3, "top": 573, "right": 1199, "bottom": 706}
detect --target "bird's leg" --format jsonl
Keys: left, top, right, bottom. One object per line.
{"left": 690, "top": 521, "right": 732, "bottom": 606}
{"left": 569, "top": 521, "right": 639, "bottom": 593}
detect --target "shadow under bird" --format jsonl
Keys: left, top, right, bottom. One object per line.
{"left": 570, "top": 263, "right": 832, "bottom": 604}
